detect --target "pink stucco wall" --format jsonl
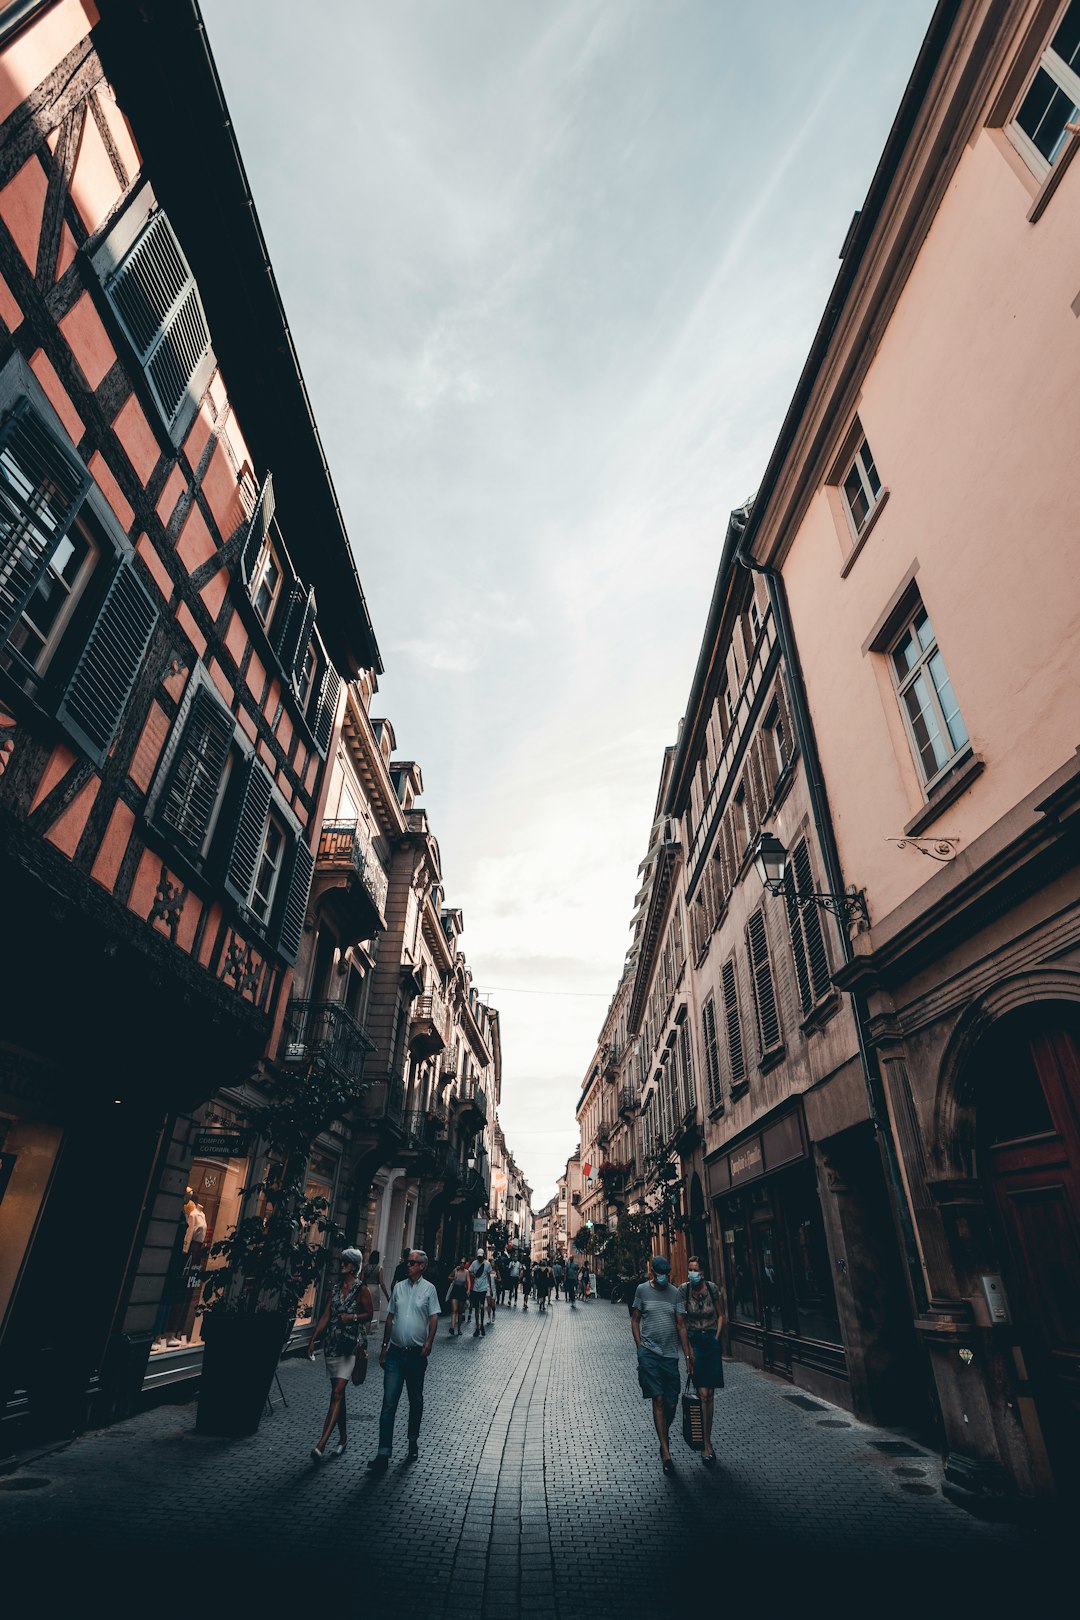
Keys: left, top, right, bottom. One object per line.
{"left": 783, "top": 119, "right": 1080, "bottom": 925}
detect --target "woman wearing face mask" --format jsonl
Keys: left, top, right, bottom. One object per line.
{"left": 675, "top": 1254, "right": 725, "bottom": 1465}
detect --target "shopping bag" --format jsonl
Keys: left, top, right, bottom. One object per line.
{"left": 681, "top": 1372, "right": 704, "bottom": 1450}
{"left": 351, "top": 1343, "right": 368, "bottom": 1386}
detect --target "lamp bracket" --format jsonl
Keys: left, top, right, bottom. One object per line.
{"left": 765, "top": 881, "right": 870, "bottom": 931}
{"left": 886, "top": 836, "right": 959, "bottom": 864}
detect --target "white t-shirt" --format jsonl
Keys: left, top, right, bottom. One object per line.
{"left": 470, "top": 1260, "right": 492, "bottom": 1295}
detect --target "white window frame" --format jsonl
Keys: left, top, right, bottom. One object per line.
{"left": 2, "top": 512, "right": 100, "bottom": 684}
{"left": 251, "top": 535, "right": 284, "bottom": 630}
{"left": 249, "top": 808, "right": 288, "bottom": 925}
{"left": 889, "top": 605, "right": 970, "bottom": 793}
{"left": 840, "top": 435, "right": 883, "bottom": 538}
{"left": 1007, "top": 0, "right": 1080, "bottom": 179}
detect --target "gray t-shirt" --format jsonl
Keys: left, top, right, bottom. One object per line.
{"left": 632, "top": 1280, "right": 680, "bottom": 1358}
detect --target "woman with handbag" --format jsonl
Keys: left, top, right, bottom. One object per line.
{"left": 675, "top": 1254, "right": 725, "bottom": 1466}
{"left": 307, "top": 1247, "right": 373, "bottom": 1461}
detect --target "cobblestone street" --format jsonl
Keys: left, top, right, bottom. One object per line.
{"left": 1, "top": 1298, "right": 1060, "bottom": 1616}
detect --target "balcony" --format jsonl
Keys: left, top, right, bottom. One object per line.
{"left": 596, "top": 1119, "right": 613, "bottom": 1148}
{"left": 280, "top": 999, "right": 374, "bottom": 1084}
{"left": 315, "top": 821, "right": 389, "bottom": 940}
{"left": 452, "top": 1080, "right": 488, "bottom": 1131}
{"left": 358, "top": 1075, "right": 405, "bottom": 1130}
{"left": 618, "top": 1086, "right": 638, "bottom": 1117}
{"left": 409, "top": 988, "right": 449, "bottom": 1055}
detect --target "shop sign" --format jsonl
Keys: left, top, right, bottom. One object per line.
{"left": 729, "top": 1140, "right": 763, "bottom": 1187}
{"left": 192, "top": 1129, "right": 251, "bottom": 1159}
{"left": 472, "top": 1218, "right": 489, "bottom": 1233}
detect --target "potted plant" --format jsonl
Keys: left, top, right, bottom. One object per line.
{"left": 195, "top": 1060, "right": 359, "bottom": 1437}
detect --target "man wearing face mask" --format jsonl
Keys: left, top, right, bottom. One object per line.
{"left": 630, "top": 1255, "right": 681, "bottom": 1474}
{"left": 676, "top": 1254, "right": 725, "bottom": 1466}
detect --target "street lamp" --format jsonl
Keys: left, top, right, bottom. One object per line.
{"left": 751, "top": 829, "right": 869, "bottom": 930}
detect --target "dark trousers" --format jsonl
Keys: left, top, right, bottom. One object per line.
{"left": 377, "top": 1345, "right": 427, "bottom": 1455}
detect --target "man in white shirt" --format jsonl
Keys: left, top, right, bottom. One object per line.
{"left": 368, "top": 1249, "right": 441, "bottom": 1472}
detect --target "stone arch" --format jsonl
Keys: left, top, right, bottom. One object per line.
{"left": 933, "top": 967, "right": 1080, "bottom": 1177}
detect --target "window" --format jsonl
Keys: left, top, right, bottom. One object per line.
{"left": 890, "top": 605, "right": 969, "bottom": 790}
{"left": 746, "top": 909, "right": 782, "bottom": 1057}
{"left": 841, "top": 434, "right": 882, "bottom": 536}
{"left": 1010, "top": 0, "right": 1080, "bottom": 176}
{"left": 721, "top": 956, "right": 747, "bottom": 1091}
{"left": 2, "top": 513, "right": 99, "bottom": 688}
{"left": 159, "top": 685, "right": 234, "bottom": 856}
{"left": 105, "top": 208, "right": 212, "bottom": 431}
{"left": 785, "top": 839, "right": 833, "bottom": 1016}
{"left": 251, "top": 538, "right": 283, "bottom": 630}
{"left": 701, "top": 996, "right": 723, "bottom": 1112}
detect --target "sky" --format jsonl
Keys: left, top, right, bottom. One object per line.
{"left": 201, "top": 0, "right": 936, "bottom": 1205}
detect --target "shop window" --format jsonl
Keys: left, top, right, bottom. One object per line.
{"left": 295, "top": 1150, "right": 337, "bottom": 1331}
{"left": 1009, "top": 0, "right": 1080, "bottom": 177}
{"left": 781, "top": 1165, "right": 842, "bottom": 1345}
{"left": 785, "top": 838, "right": 833, "bottom": 1015}
{"left": 151, "top": 1136, "right": 249, "bottom": 1356}
{"left": 722, "top": 1201, "right": 759, "bottom": 1326}
{"left": 745, "top": 909, "right": 782, "bottom": 1058}
{"left": 105, "top": 206, "right": 213, "bottom": 434}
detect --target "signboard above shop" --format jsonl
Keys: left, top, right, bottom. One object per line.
{"left": 192, "top": 1129, "right": 252, "bottom": 1160}
{"left": 707, "top": 1108, "right": 807, "bottom": 1197}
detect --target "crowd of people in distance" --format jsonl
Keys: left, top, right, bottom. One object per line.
{"left": 304, "top": 1242, "right": 725, "bottom": 1479}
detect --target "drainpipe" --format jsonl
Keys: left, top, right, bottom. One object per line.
{"left": 736, "top": 535, "right": 927, "bottom": 1315}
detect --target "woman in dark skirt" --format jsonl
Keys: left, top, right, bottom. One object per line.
{"left": 676, "top": 1255, "right": 725, "bottom": 1466}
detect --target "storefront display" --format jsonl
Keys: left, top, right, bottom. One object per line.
{"left": 150, "top": 1125, "right": 250, "bottom": 1357}
{"left": 293, "top": 1149, "right": 337, "bottom": 1332}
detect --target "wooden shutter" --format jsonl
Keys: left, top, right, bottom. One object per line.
{"left": 239, "top": 472, "right": 275, "bottom": 584}
{"left": 745, "top": 908, "right": 781, "bottom": 1054}
{"left": 786, "top": 869, "right": 814, "bottom": 1015}
{"left": 0, "top": 401, "right": 92, "bottom": 646}
{"left": 758, "top": 726, "right": 779, "bottom": 803}
{"left": 274, "top": 583, "right": 316, "bottom": 682}
{"left": 721, "top": 957, "right": 746, "bottom": 1085}
{"left": 224, "top": 755, "right": 274, "bottom": 909}
{"left": 313, "top": 662, "right": 342, "bottom": 754}
{"left": 57, "top": 560, "right": 157, "bottom": 764}
{"left": 159, "top": 686, "right": 233, "bottom": 852}
{"left": 702, "top": 996, "right": 722, "bottom": 1111}
{"left": 109, "top": 211, "right": 211, "bottom": 426}
{"left": 775, "top": 674, "right": 797, "bottom": 769}
{"left": 793, "top": 838, "right": 832, "bottom": 1004}
{"left": 681, "top": 1020, "right": 696, "bottom": 1111}
{"left": 277, "top": 833, "right": 315, "bottom": 965}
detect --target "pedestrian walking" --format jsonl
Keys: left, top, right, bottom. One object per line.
{"left": 307, "top": 1248, "right": 372, "bottom": 1462}
{"left": 469, "top": 1249, "right": 493, "bottom": 1337}
{"left": 521, "top": 1253, "right": 532, "bottom": 1311}
{"left": 581, "top": 1261, "right": 591, "bottom": 1299}
{"left": 552, "top": 1258, "right": 564, "bottom": 1300}
{"left": 508, "top": 1256, "right": 522, "bottom": 1305}
{"left": 676, "top": 1255, "right": 725, "bottom": 1466}
{"left": 565, "top": 1254, "right": 580, "bottom": 1307}
{"left": 534, "top": 1263, "right": 551, "bottom": 1312}
{"left": 447, "top": 1256, "right": 471, "bottom": 1337}
{"left": 630, "top": 1255, "right": 681, "bottom": 1474}
{"left": 368, "top": 1249, "right": 440, "bottom": 1472}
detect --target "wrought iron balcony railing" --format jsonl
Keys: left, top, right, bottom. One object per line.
{"left": 317, "top": 820, "right": 389, "bottom": 918}
{"left": 618, "top": 1085, "right": 638, "bottom": 1116}
{"left": 596, "top": 1119, "right": 613, "bottom": 1147}
{"left": 281, "top": 999, "right": 375, "bottom": 1082}
{"left": 359, "top": 1075, "right": 405, "bottom": 1128}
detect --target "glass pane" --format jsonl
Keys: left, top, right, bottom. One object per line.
{"left": 754, "top": 1223, "right": 784, "bottom": 1331}
{"left": 1051, "top": 0, "right": 1080, "bottom": 73}
{"left": 843, "top": 463, "right": 869, "bottom": 530}
{"left": 904, "top": 675, "right": 949, "bottom": 778}
{"left": 892, "top": 627, "right": 918, "bottom": 677}
{"left": 1016, "top": 68, "right": 1079, "bottom": 166}
{"left": 861, "top": 442, "right": 881, "bottom": 497}
{"left": 914, "top": 608, "right": 934, "bottom": 651}
{"left": 927, "top": 648, "right": 969, "bottom": 751}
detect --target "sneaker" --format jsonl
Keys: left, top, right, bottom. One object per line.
{"left": 367, "top": 1455, "right": 389, "bottom": 1474}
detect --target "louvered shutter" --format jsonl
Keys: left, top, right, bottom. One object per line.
{"left": 274, "top": 583, "right": 316, "bottom": 682}
{"left": 313, "top": 663, "right": 341, "bottom": 754}
{"left": 277, "top": 833, "right": 315, "bottom": 965}
{"left": 680, "top": 1021, "right": 696, "bottom": 1110}
{"left": 785, "top": 870, "right": 814, "bottom": 1015}
{"left": 721, "top": 957, "right": 746, "bottom": 1084}
{"left": 775, "top": 675, "right": 797, "bottom": 769}
{"left": 56, "top": 560, "right": 157, "bottom": 763}
{"left": 108, "top": 211, "right": 211, "bottom": 427}
{"left": 239, "top": 472, "right": 275, "bottom": 584}
{"left": 0, "top": 401, "right": 92, "bottom": 646}
{"left": 224, "top": 755, "right": 274, "bottom": 909}
{"left": 746, "top": 909, "right": 781, "bottom": 1054}
{"left": 758, "top": 727, "right": 779, "bottom": 803}
{"left": 159, "top": 686, "right": 233, "bottom": 853}
{"left": 745, "top": 747, "right": 766, "bottom": 837}
{"left": 793, "top": 839, "right": 832, "bottom": 1004}
{"left": 702, "top": 997, "right": 722, "bottom": 1110}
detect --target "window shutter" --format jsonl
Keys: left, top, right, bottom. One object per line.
{"left": 313, "top": 663, "right": 341, "bottom": 754}
{"left": 702, "top": 996, "right": 722, "bottom": 1110}
{"left": 680, "top": 1021, "right": 696, "bottom": 1110}
{"left": 0, "top": 400, "right": 92, "bottom": 645}
{"left": 745, "top": 908, "right": 781, "bottom": 1054}
{"left": 745, "top": 747, "right": 767, "bottom": 836}
{"left": 721, "top": 957, "right": 746, "bottom": 1085}
{"left": 277, "top": 833, "right": 315, "bottom": 965}
{"left": 159, "top": 686, "right": 233, "bottom": 852}
{"left": 224, "top": 755, "right": 274, "bottom": 909}
{"left": 274, "top": 583, "right": 316, "bottom": 682}
{"left": 57, "top": 560, "right": 157, "bottom": 763}
{"left": 785, "top": 872, "right": 814, "bottom": 1016}
{"left": 759, "top": 727, "right": 779, "bottom": 802}
{"left": 775, "top": 675, "right": 797, "bottom": 769}
{"left": 109, "top": 211, "right": 211, "bottom": 426}
{"left": 793, "top": 838, "right": 831, "bottom": 1004}
{"left": 239, "top": 472, "right": 275, "bottom": 584}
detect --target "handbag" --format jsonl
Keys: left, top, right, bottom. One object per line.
{"left": 681, "top": 1371, "right": 705, "bottom": 1451}
{"left": 351, "top": 1342, "right": 368, "bottom": 1386}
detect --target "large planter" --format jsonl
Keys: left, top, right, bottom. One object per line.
{"left": 195, "top": 1311, "right": 291, "bottom": 1437}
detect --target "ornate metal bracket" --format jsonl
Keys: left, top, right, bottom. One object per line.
{"left": 887, "top": 836, "right": 959, "bottom": 864}
{"left": 765, "top": 880, "right": 870, "bottom": 930}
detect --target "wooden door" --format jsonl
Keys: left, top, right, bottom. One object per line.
{"left": 982, "top": 1017, "right": 1080, "bottom": 1493}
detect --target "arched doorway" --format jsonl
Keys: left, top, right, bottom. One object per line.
{"left": 975, "top": 1008, "right": 1080, "bottom": 1494}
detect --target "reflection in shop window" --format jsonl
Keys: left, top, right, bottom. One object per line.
{"left": 151, "top": 1136, "right": 249, "bottom": 1356}
{"left": 723, "top": 1202, "right": 759, "bottom": 1326}
{"left": 294, "top": 1149, "right": 337, "bottom": 1332}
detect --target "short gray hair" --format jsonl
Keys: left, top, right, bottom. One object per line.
{"left": 409, "top": 1248, "right": 428, "bottom": 1264}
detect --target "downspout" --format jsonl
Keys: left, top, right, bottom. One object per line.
{"left": 736, "top": 533, "right": 927, "bottom": 1315}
